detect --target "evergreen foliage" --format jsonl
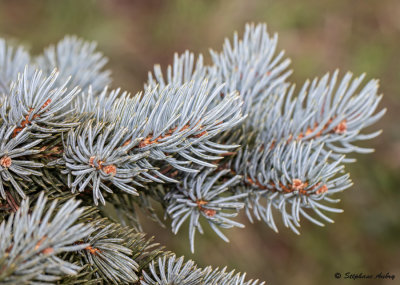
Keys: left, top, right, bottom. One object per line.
{"left": 0, "top": 23, "right": 385, "bottom": 284}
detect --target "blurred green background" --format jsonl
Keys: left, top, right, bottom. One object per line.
{"left": 1, "top": 0, "right": 399, "bottom": 284}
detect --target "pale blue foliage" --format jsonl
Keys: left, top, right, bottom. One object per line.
{"left": 62, "top": 121, "right": 149, "bottom": 205}
{"left": 0, "top": 125, "right": 43, "bottom": 199}
{"left": 141, "top": 255, "right": 265, "bottom": 285}
{"left": 0, "top": 39, "right": 30, "bottom": 94}
{"left": 2, "top": 67, "right": 80, "bottom": 135}
{"left": 78, "top": 222, "right": 140, "bottom": 283}
{"left": 166, "top": 169, "right": 246, "bottom": 252}
{"left": 0, "top": 192, "right": 94, "bottom": 283}
{"left": 72, "top": 80, "right": 244, "bottom": 180}
{"left": 36, "top": 35, "right": 111, "bottom": 93}
{"left": 232, "top": 140, "right": 352, "bottom": 234}
{"left": 210, "top": 23, "right": 292, "bottom": 116}
{"left": 141, "top": 255, "right": 204, "bottom": 285}
{"left": 253, "top": 70, "right": 386, "bottom": 162}
{"left": 141, "top": 23, "right": 383, "bottom": 248}
{"left": 0, "top": 22, "right": 385, "bottom": 283}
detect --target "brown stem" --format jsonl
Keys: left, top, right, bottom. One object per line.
{"left": 5, "top": 191, "right": 19, "bottom": 212}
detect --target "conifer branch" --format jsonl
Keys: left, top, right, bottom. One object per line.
{"left": 0, "top": 23, "right": 385, "bottom": 284}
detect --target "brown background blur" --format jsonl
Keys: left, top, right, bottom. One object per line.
{"left": 1, "top": 1, "right": 399, "bottom": 284}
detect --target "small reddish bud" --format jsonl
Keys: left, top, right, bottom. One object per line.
{"left": 334, "top": 119, "right": 347, "bottom": 134}
{"left": 196, "top": 200, "right": 217, "bottom": 217}
{"left": 102, "top": 164, "right": 117, "bottom": 176}
{"left": 203, "top": 208, "right": 217, "bottom": 217}
{"left": 292, "top": 179, "right": 305, "bottom": 191}
{"left": 42, "top": 247, "right": 54, "bottom": 255}
{"left": 89, "top": 156, "right": 96, "bottom": 167}
{"left": 0, "top": 156, "right": 12, "bottom": 168}
{"left": 86, "top": 245, "right": 101, "bottom": 255}
{"left": 316, "top": 184, "right": 328, "bottom": 194}
{"left": 40, "top": 99, "right": 52, "bottom": 110}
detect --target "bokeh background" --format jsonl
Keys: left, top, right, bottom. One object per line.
{"left": 1, "top": 0, "right": 399, "bottom": 284}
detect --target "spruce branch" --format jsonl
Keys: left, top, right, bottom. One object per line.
{"left": 73, "top": 80, "right": 244, "bottom": 181}
{"left": 166, "top": 169, "right": 246, "bottom": 253}
{"left": 0, "top": 125, "right": 43, "bottom": 199}
{"left": 0, "top": 192, "right": 94, "bottom": 284}
{"left": 0, "top": 39, "right": 30, "bottom": 94}
{"left": 146, "top": 51, "right": 209, "bottom": 95}
{"left": 36, "top": 36, "right": 111, "bottom": 93}
{"left": 77, "top": 221, "right": 141, "bottom": 283}
{"left": 141, "top": 255, "right": 265, "bottom": 285}
{"left": 210, "top": 23, "right": 292, "bottom": 116}
{"left": 253, "top": 71, "right": 386, "bottom": 162}
{"left": 62, "top": 120, "right": 149, "bottom": 205}
{"left": 2, "top": 67, "right": 80, "bottom": 136}
{"left": 0, "top": 22, "right": 385, "bottom": 284}
{"left": 231, "top": 140, "right": 352, "bottom": 233}
{"left": 141, "top": 255, "right": 205, "bottom": 285}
